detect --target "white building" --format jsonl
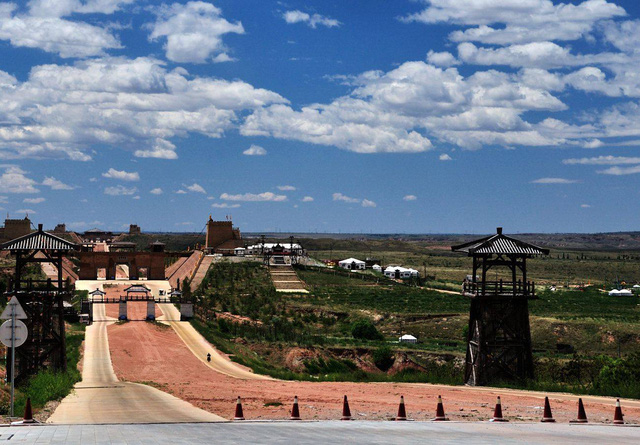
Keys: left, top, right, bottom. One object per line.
{"left": 399, "top": 334, "right": 417, "bottom": 343}
{"left": 384, "top": 266, "right": 419, "bottom": 279}
{"left": 234, "top": 247, "right": 246, "bottom": 256}
{"left": 338, "top": 258, "right": 366, "bottom": 270}
{"left": 245, "top": 243, "right": 302, "bottom": 255}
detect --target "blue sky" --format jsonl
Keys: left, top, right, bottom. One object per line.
{"left": 1, "top": 0, "right": 640, "bottom": 234}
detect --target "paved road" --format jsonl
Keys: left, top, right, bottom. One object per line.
{"left": 4, "top": 421, "right": 640, "bottom": 444}
{"left": 48, "top": 304, "right": 224, "bottom": 424}
{"left": 157, "top": 303, "right": 271, "bottom": 380}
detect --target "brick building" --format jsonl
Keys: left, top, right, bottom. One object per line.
{"left": 204, "top": 216, "right": 243, "bottom": 254}
{"left": 0, "top": 216, "right": 32, "bottom": 243}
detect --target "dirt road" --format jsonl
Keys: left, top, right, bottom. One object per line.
{"left": 108, "top": 307, "right": 640, "bottom": 422}
{"left": 48, "top": 304, "right": 224, "bottom": 424}
{"left": 157, "top": 303, "right": 270, "bottom": 380}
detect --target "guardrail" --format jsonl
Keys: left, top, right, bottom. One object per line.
{"left": 462, "top": 279, "right": 536, "bottom": 298}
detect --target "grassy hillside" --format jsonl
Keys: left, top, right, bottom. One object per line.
{"left": 191, "top": 259, "right": 640, "bottom": 397}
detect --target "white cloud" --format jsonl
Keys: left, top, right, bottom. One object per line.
{"left": 301, "top": 196, "right": 314, "bottom": 202}
{"left": 581, "top": 204, "right": 592, "bottom": 208}
{"left": 14, "top": 209, "right": 35, "bottom": 214}
{"left": 104, "top": 185, "right": 137, "bottom": 195}
{"left": 175, "top": 189, "right": 187, "bottom": 194}
{"left": 597, "top": 165, "right": 640, "bottom": 175}
{"left": 403, "top": 195, "right": 417, "bottom": 201}
{"left": 150, "top": 187, "right": 163, "bottom": 195}
{"left": 563, "top": 155, "right": 640, "bottom": 165}
{"left": 132, "top": 195, "right": 140, "bottom": 200}
{"left": 361, "top": 199, "right": 377, "bottom": 208}
{"left": 0, "top": 2, "right": 123, "bottom": 58}
{"left": 283, "top": 10, "right": 341, "bottom": 29}
{"left": 220, "top": 192, "right": 287, "bottom": 202}
{"left": 102, "top": 168, "right": 140, "bottom": 181}
{"left": 243, "top": 61, "right": 570, "bottom": 152}
{"left": 277, "top": 185, "right": 296, "bottom": 191}
{"left": 185, "top": 183, "right": 206, "bottom": 194}
{"left": 23, "top": 197, "right": 45, "bottom": 204}
{"left": 42, "top": 177, "right": 74, "bottom": 190}
{"left": 243, "top": 144, "right": 267, "bottom": 156}
{"left": 0, "top": 56, "right": 286, "bottom": 161}
{"left": 148, "top": 1, "right": 244, "bottom": 63}
{"left": 332, "top": 193, "right": 360, "bottom": 204}
{"left": 212, "top": 203, "right": 240, "bottom": 208}
{"left": 28, "top": 0, "right": 134, "bottom": 17}
{"left": 457, "top": 41, "right": 628, "bottom": 69}
{"left": 530, "top": 177, "right": 579, "bottom": 184}
{"left": 426, "top": 50, "right": 459, "bottom": 67}
{"left": 134, "top": 140, "right": 178, "bottom": 160}
{"left": 402, "top": 0, "right": 625, "bottom": 45}
{"left": 439, "top": 153, "right": 452, "bottom": 161}
{"left": 0, "top": 166, "right": 39, "bottom": 193}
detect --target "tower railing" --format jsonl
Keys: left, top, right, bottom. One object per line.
{"left": 462, "top": 279, "right": 536, "bottom": 298}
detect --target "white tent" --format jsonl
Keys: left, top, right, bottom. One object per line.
{"left": 372, "top": 264, "right": 382, "bottom": 272}
{"left": 399, "top": 334, "right": 417, "bottom": 343}
{"left": 338, "top": 258, "right": 366, "bottom": 270}
{"left": 609, "top": 289, "right": 633, "bottom": 296}
{"left": 384, "top": 266, "right": 419, "bottom": 279}
{"left": 633, "top": 284, "right": 640, "bottom": 289}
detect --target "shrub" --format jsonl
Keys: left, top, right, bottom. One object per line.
{"left": 372, "top": 346, "right": 394, "bottom": 371}
{"left": 351, "top": 319, "right": 383, "bottom": 341}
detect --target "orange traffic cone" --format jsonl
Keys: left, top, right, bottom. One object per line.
{"left": 570, "top": 398, "right": 588, "bottom": 423}
{"left": 290, "top": 395, "right": 301, "bottom": 420}
{"left": 613, "top": 399, "right": 624, "bottom": 425}
{"left": 341, "top": 395, "right": 352, "bottom": 421}
{"left": 234, "top": 396, "right": 245, "bottom": 420}
{"left": 10, "top": 398, "right": 38, "bottom": 425}
{"left": 541, "top": 397, "right": 555, "bottom": 423}
{"left": 23, "top": 398, "right": 36, "bottom": 424}
{"left": 395, "top": 395, "right": 407, "bottom": 421}
{"left": 490, "top": 396, "right": 508, "bottom": 422}
{"left": 433, "top": 395, "right": 449, "bottom": 421}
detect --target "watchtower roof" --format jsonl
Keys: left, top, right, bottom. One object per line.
{"left": 2, "top": 224, "right": 77, "bottom": 252}
{"left": 451, "top": 227, "right": 549, "bottom": 256}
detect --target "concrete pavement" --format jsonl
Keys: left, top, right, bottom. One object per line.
{"left": 4, "top": 421, "right": 640, "bottom": 444}
{"left": 48, "top": 304, "right": 225, "bottom": 424}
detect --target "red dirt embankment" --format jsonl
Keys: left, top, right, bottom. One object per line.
{"left": 107, "top": 320, "right": 640, "bottom": 423}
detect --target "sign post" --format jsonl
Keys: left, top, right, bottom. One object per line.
{"left": 1, "top": 296, "right": 28, "bottom": 418}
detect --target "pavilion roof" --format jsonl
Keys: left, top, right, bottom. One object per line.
{"left": 2, "top": 225, "right": 78, "bottom": 252}
{"left": 123, "top": 284, "right": 151, "bottom": 293}
{"left": 451, "top": 228, "right": 549, "bottom": 256}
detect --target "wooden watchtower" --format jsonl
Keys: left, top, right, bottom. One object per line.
{"left": 2, "top": 224, "right": 78, "bottom": 382}
{"left": 452, "top": 228, "right": 549, "bottom": 386}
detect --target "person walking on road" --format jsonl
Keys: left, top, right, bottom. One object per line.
{"left": 207, "top": 353, "right": 211, "bottom": 362}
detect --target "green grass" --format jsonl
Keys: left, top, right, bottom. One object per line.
{"left": 532, "top": 287, "right": 640, "bottom": 322}
{"left": 305, "top": 284, "right": 468, "bottom": 314}
{"left": 9, "top": 324, "right": 85, "bottom": 416}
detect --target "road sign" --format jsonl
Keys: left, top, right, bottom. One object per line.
{"left": 0, "top": 319, "right": 27, "bottom": 348}
{"left": 0, "top": 296, "right": 27, "bottom": 320}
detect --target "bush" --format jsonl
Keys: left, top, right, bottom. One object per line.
{"left": 372, "top": 346, "right": 394, "bottom": 371}
{"left": 351, "top": 319, "right": 383, "bottom": 341}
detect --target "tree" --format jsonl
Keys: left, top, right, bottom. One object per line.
{"left": 182, "top": 278, "right": 192, "bottom": 300}
{"left": 351, "top": 319, "right": 383, "bottom": 341}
